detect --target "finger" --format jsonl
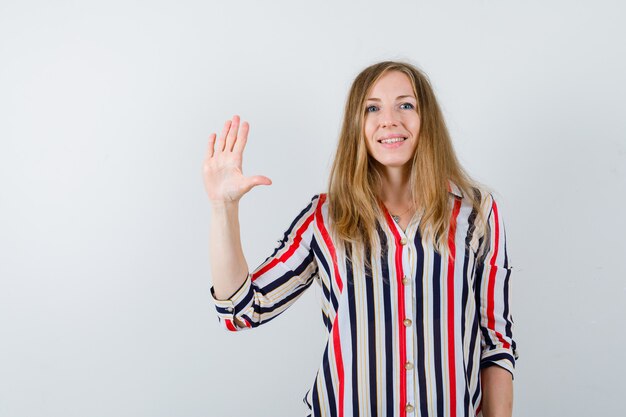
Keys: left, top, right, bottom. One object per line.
{"left": 206, "top": 133, "right": 216, "bottom": 159}
{"left": 232, "top": 121, "right": 249, "bottom": 154}
{"left": 224, "top": 115, "right": 240, "bottom": 152}
{"left": 216, "top": 119, "right": 232, "bottom": 153}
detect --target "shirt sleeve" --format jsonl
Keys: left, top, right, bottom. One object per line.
{"left": 474, "top": 193, "right": 519, "bottom": 377}
{"left": 209, "top": 194, "right": 320, "bottom": 331}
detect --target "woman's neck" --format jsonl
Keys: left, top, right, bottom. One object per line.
{"left": 379, "top": 166, "right": 411, "bottom": 204}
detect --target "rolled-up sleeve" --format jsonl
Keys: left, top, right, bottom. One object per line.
{"left": 209, "top": 273, "right": 255, "bottom": 330}
{"left": 475, "top": 193, "right": 518, "bottom": 377}
{"left": 209, "top": 195, "right": 320, "bottom": 332}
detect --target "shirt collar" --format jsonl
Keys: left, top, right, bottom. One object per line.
{"left": 448, "top": 180, "right": 464, "bottom": 199}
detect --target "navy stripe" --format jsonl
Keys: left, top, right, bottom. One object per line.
{"left": 473, "top": 372, "right": 481, "bottom": 408}
{"left": 253, "top": 274, "right": 315, "bottom": 316}
{"left": 432, "top": 251, "right": 444, "bottom": 417}
{"left": 364, "top": 245, "right": 378, "bottom": 417}
{"left": 312, "top": 238, "right": 331, "bottom": 281}
{"left": 481, "top": 352, "right": 515, "bottom": 368}
{"left": 321, "top": 311, "right": 332, "bottom": 332}
{"left": 376, "top": 223, "right": 394, "bottom": 416}
{"left": 414, "top": 230, "right": 429, "bottom": 417}
{"left": 462, "top": 205, "right": 479, "bottom": 416}
{"left": 312, "top": 238, "right": 338, "bottom": 311}
{"left": 265, "top": 196, "right": 318, "bottom": 261}
{"left": 474, "top": 257, "right": 495, "bottom": 349}
{"left": 233, "top": 284, "right": 254, "bottom": 315}
{"left": 461, "top": 205, "right": 479, "bottom": 340}
{"left": 321, "top": 344, "right": 338, "bottom": 417}
{"left": 502, "top": 227, "right": 514, "bottom": 346}
{"left": 259, "top": 251, "right": 316, "bottom": 294}
{"left": 466, "top": 252, "right": 480, "bottom": 396}
{"left": 345, "top": 245, "right": 360, "bottom": 417}
{"left": 239, "top": 313, "right": 253, "bottom": 328}
{"left": 503, "top": 267, "right": 513, "bottom": 341}
{"left": 469, "top": 317, "right": 481, "bottom": 408}
{"left": 312, "top": 373, "right": 322, "bottom": 417}
{"left": 214, "top": 305, "right": 233, "bottom": 315}
{"left": 213, "top": 279, "right": 252, "bottom": 315}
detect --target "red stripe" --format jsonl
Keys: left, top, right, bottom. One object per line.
{"left": 224, "top": 318, "right": 237, "bottom": 332}
{"left": 381, "top": 204, "right": 407, "bottom": 417}
{"left": 486, "top": 200, "right": 510, "bottom": 348}
{"left": 332, "top": 316, "right": 345, "bottom": 416}
{"left": 316, "top": 194, "right": 345, "bottom": 416}
{"left": 446, "top": 198, "right": 462, "bottom": 416}
{"left": 251, "top": 208, "right": 316, "bottom": 281}
{"left": 316, "top": 194, "right": 343, "bottom": 292}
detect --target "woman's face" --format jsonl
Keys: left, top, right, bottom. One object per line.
{"left": 363, "top": 70, "right": 420, "bottom": 172}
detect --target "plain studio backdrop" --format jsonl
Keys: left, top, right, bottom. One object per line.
{"left": 1, "top": 1, "right": 625, "bottom": 416}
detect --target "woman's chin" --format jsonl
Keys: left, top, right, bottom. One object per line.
{"left": 376, "top": 158, "right": 413, "bottom": 170}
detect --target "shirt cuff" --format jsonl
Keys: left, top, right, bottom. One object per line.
{"left": 209, "top": 274, "right": 253, "bottom": 321}
{"left": 480, "top": 347, "right": 517, "bottom": 379}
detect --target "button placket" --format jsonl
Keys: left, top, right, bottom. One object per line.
{"left": 389, "top": 214, "right": 418, "bottom": 413}
{"left": 401, "top": 217, "right": 422, "bottom": 413}
{"left": 402, "top": 238, "right": 416, "bottom": 412}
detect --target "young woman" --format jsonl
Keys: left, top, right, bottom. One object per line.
{"left": 203, "top": 61, "right": 518, "bottom": 417}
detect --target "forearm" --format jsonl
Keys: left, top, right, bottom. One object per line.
{"left": 209, "top": 201, "right": 249, "bottom": 300}
{"left": 481, "top": 366, "right": 513, "bottom": 417}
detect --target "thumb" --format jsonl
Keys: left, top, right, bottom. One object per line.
{"left": 249, "top": 175, "right": 272, "bottom": 186}
{"left": 242, "top": 175, "right": 272, "bottom": 193}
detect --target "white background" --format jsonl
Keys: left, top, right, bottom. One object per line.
{"left": 1, "top": 1, "right": 625, "bottom": 416}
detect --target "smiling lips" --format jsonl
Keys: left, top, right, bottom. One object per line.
{"left": 377, "top": 134, "right": 408, "bottom": 148}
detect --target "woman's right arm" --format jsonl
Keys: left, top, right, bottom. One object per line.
{"left": 202, "top": 115, "right": 272, "bottom": 300}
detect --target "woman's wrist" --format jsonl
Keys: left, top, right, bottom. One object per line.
{"left": 209, "top": 199, "right": 240, "bottom": 212}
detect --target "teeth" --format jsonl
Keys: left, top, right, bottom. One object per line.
{"left": 380, "top": 137, "right": 406, "bottom": 144}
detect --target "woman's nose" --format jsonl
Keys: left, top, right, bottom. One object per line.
{"left": 380, "top": 109, "right": 399, "bottom": 128}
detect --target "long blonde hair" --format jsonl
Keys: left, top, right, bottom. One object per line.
{"left": 328, "top": 61, "right": 484, "bottom": 254}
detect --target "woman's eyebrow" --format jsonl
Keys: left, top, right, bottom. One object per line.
{"left": 366, "top": 95, "right": 417, "bottom": 101}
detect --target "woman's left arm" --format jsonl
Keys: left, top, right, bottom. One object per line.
{"left": 475, "top": 193, "right": 519, "bottom": 416}
{"left": 481, "top": 366, "right": 513, "bottom": 417}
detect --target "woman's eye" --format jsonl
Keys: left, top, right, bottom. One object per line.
{"left": 400, "top": 103, "right": 415, "bottom": 110}
{"left": 365, "top": 105, "right": 379, "bottom": 113}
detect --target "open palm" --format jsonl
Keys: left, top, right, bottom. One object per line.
{"left": 202, "top": 115, "right": 272, "bottom": 203}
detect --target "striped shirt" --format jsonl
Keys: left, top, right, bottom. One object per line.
{"left": 210, "top": 182, "right": 518, "bottom": 417}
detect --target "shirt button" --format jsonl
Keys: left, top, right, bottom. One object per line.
{"left": 403, "top": 318, "right": 412, "bottom": 327}
{"left": 402, "top": 276, "right": 410, "bottom": 285}
{"left": 400, "top": 237, "right": 407, "bottom": 245}
{"left": 405, "top": 403, "right": 414, "bottom": 413}
{"left": 226, "top": 306, "right": 234, "bottom": 312}
{"left": 405, "top": 361, "right": 414, "bottom": 370}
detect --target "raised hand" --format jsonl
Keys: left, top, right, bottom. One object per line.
{"left": 202, "top": 115, "right": 272, "bottom": 204}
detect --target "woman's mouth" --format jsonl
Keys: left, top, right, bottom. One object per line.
{"left": 378, "top": 136, "right": 407, "bottom": 148}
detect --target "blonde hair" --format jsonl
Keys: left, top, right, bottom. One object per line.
{"left": 328, "top": 61, "right": 484, "bottom": 254}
